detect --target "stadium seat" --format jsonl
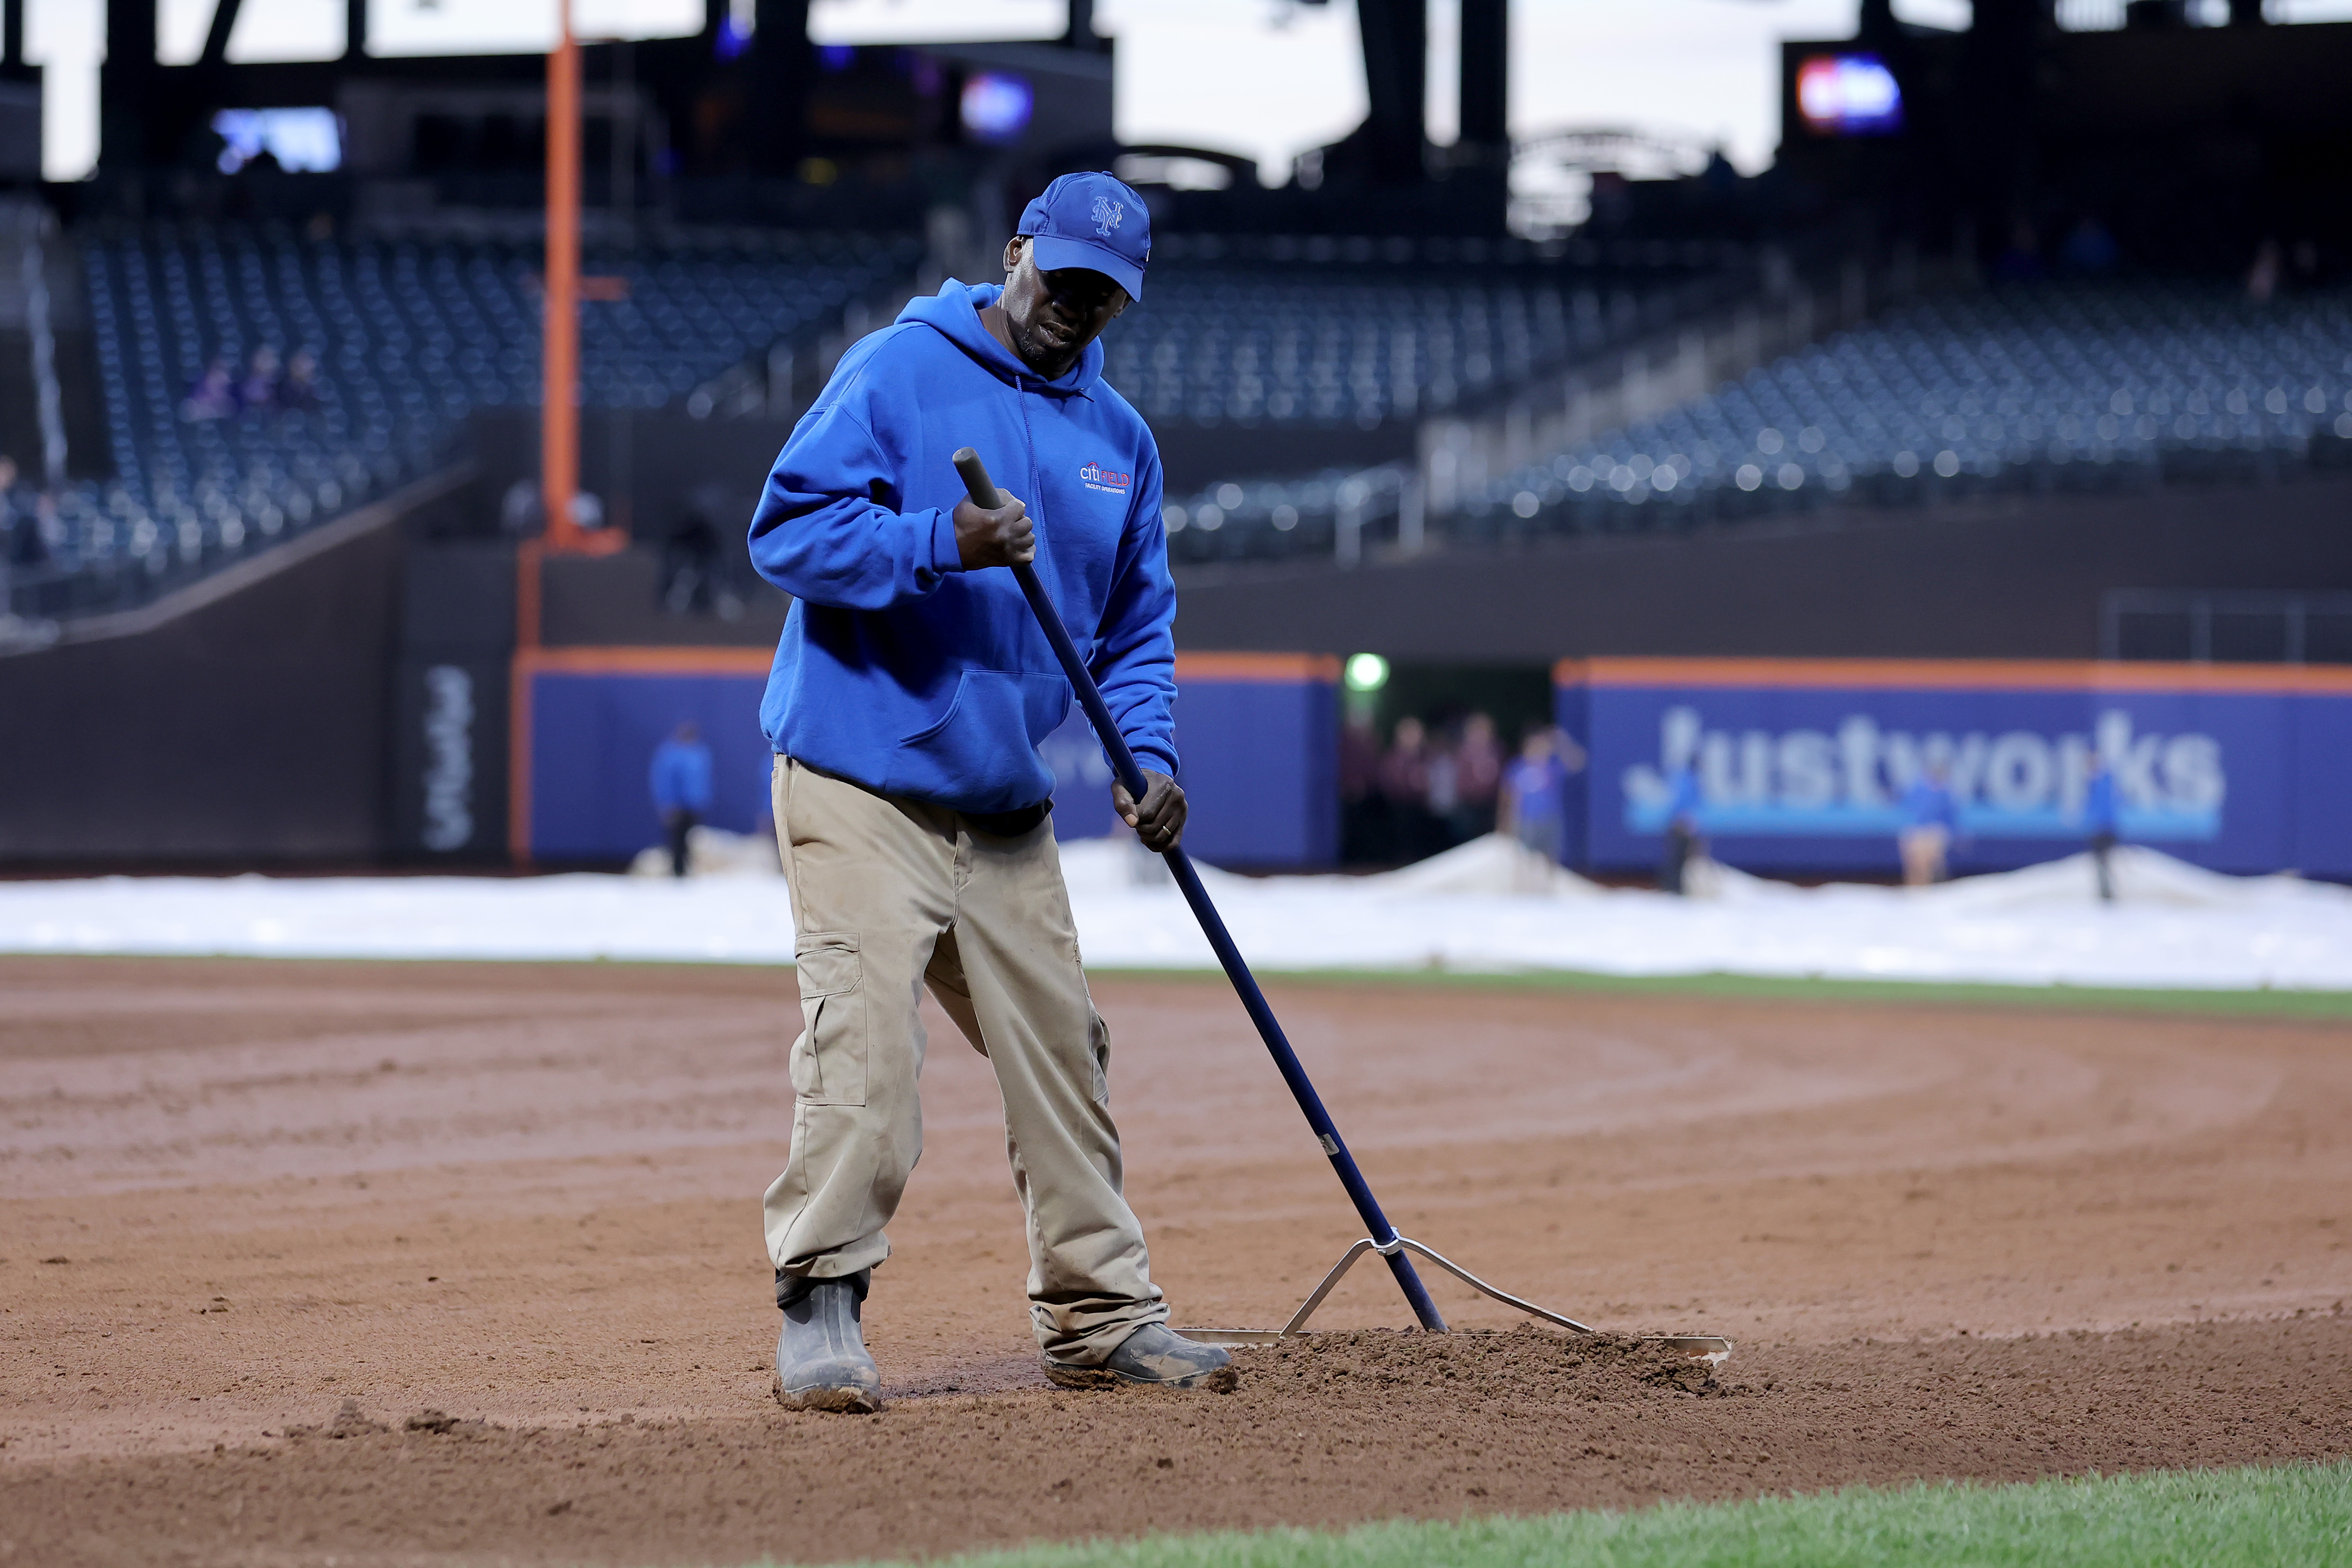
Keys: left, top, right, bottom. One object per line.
{"left": 1166, "top": 278, "right": 2352, "bottom": 559}
{"left": 15, "top": 222, "right": 919, "bottom": 619}
{"left": 1452, "top": 279, "right": 2352, "bottom": 537}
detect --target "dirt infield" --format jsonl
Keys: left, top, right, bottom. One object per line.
{"left": 4, "top": 956, "right": 2349, "bottom": 1566}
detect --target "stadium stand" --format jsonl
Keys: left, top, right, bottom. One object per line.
{"left": 4, "top": 225, "right": 919, "bottom": 621}
{"left": 1160, "top": 279, "right": 2352, "bottom": 563}
{"left": 1106, "top": 235, "right": 1736, "bottom": 431}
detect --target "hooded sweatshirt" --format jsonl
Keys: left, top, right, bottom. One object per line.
{"left": 748, "top": 280, "right": 1175, "bottom": 815}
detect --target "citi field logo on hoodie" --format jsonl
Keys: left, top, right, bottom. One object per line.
{"left": 1079, "top": 460, "right": 1131, "bottom": 496}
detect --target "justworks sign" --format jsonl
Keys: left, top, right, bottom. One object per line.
{"left": 1621, "top": 706, "right": 2224, "bottom": 840}
{"left": 1559, "top": 660, "right": 2352, "bottom": 877}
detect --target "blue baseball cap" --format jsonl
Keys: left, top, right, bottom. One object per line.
{"left": 1017, "top": 171, "right": 1150, "bottom": 302}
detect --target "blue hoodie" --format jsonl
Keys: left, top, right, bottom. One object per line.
{"left": 748, "top": 281, "right": 1175, "bottom": 814}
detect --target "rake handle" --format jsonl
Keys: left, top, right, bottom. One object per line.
{"left": 951, "top": 446, "right": 1447, "bottom": 1334}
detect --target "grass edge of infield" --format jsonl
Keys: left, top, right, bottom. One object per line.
{"left": 797, "top": 1460, "right": 2352, "bottom": 1568}
{"left": 1085, "top": 963, "right": 2352, "bottom": 1020}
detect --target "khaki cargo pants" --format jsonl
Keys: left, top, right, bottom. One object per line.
{"left": 761, "top": 757, "right": 1167, "bottom": 1364}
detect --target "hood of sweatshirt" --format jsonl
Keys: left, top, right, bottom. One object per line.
{"left": 895, "top": 280, "right": 1102, "bottom": 398}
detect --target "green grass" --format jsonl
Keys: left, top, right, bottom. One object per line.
{"left": 832, "top": 1462, "right": 2352, "bottom": 1568}
{"left": 1091, "top": 964, "right": 2352, "bottom": 1022}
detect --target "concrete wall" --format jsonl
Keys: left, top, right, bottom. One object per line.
{"left": 1170, "top": 474, "right": 2352, "bottom": 663}
{"left": 0, "top": 470, "right": 467, "bottom": 863}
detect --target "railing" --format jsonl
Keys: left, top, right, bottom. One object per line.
{"left": 683, "top": 273, "right": 920, "bottom": 422}
{"left": 1415, "top": 250, "right": 1960, "bottom": 524}
{"left": 2102, "top": 589, "right": 2352, "bottom": 664}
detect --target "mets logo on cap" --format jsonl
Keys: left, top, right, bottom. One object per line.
{"left": 1079, "top": 460, "right": 1131, "bottom": 496}
{"left": 1090, "top": 196, "right": 1124, "bottom": 239}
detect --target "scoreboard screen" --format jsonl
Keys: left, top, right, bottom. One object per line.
{"left": 1796, "top": 53, "right": 1904, "bottom": 136}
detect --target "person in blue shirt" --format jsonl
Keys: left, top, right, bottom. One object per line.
{"left": 1499, "top": 725, "right": 1571, "bottom": 864}
{"left": 744, "top": 172, "right": 1229, "bottom": 1412}
{"left": 1659, "top": 760, "right": 1704, "bottom": 895}
{"left": 1898, "top": 763, "right": 1958, "bottom": 886}
{"left": 649, "top": 721, "right": 714, "bottom": 878}
{"left": 2082, "top": 749, "right": 2120, "bottom": 902}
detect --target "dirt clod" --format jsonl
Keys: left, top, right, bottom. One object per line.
{"left": 1232, "top": 1326, "right": 1719, "bottom": 1402}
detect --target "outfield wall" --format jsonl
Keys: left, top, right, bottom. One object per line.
{"left": 515, "top": 649, "right": 1339, "bottom": 868}
{"left": 1555, "top": 657, "right": 2352, "bottom": 877}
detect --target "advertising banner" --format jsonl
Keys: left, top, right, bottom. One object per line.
{"left": 1558, "top": 659, "right": 2352, "bottom": 877}
{"left": 519, "top": 650, "right": 1337, "bottom": 867}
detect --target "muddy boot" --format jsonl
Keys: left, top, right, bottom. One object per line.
{"left": 772, "top": 1270, "right": 882, "bottom": 1413}
{"left": 1042, "top": 1323, "right": 1237, "bottom": 1392}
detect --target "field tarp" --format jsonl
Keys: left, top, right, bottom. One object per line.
{"left": 4, "top": 836, "right": 2347, "bottom": 992}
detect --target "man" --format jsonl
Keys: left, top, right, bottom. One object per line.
{"left": 2082, "top": 748, "right": 2119, "bottom": 903}
{"left": 745, "top": 172, "right": 1231, "bottom": 1413}
{"left": 1498, "top": 724, "right": 1569, "bottom": 866}
{"left": 1659, "top": 760, "right": 1704, "bottom": 895}
{"left": 1378, "top": 715, "right": 1433, "bottom": 862}
{"left": 650, "top": 721, "right": 714, "bottom": 877}
{"left": 1897, "top": 762, "right": 1957, "bottom": 886}
{"left": 1448, "top": 712, "right": 1503, "bottom": 843}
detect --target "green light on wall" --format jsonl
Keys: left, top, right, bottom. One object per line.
{"left": 1344, "top": 652, "right": 1389, "bottom": 693}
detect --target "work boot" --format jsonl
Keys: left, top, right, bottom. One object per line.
{"left": 1042, "top": 1322, "right": 1237, "bottom": 1392}
{"left": 772, "top": 1270, "right": 882, "bottom": 1413}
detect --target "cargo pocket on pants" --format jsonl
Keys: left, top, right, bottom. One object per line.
{"left": 1088, "top": 1009, "right": 1112, "bottom": 1105}
{"left": 789, "top": 933, "right": 868, "bottom": 1106}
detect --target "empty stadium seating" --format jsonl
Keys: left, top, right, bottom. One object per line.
{"left": 1162, "top": 279, "right": 2352, "bottom": 563}
{"left": 1107, "top": 241, "right": 1721, "bottom": 429}
{"left": 22, "top": 227, "right": 2348, "bottom": 597}
{"left": 8, "top": 224, "right": 917, "bottom": 619}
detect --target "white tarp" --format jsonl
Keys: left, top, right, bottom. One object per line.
{"left": 3, "top": 836, "right": 2348, "bottom": 992}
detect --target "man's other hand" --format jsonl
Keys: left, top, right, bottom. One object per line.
{"left": 954, "top": 490, "right": 1034, "bottom": 570}
{"left": 1114, "top": 769, "right": 1186, "bottom": 853}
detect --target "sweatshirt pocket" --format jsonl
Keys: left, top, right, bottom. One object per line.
{"left": 889, "top": 669, "right": 1069, "bottom": 805}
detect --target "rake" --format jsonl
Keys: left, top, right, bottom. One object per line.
{"left": 953, "top": 447, "right": 1729, "bottom": 1364}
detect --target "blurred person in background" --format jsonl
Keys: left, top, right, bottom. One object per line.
{"left": 0, "top": 456, "right": 29, "bottom": 560}
{"left": 0, "top": 455, "right": 15, "bottom": 612}
{"left": 2, "top": 456, "right": 46, "bottom": 579}
{"left": 1339, "top": 712, "right": 1383, "bottom": 864}
{"left": 751, "top": 754, "right": 780, "bottom": 867}
{"left": 1377, "top": 715, "right": 1436, "bottom": 863}
{"left": 1424, "top": 722, "right": 1459, "bottom": 845}
{"left": 237, "top": 345, "right": 281, "bottom": 412}
{"left": 183, "top": 356, "right": 237, "bottom": 421}
{"left": 2247, "top": 239, "right": 2282, "bottom": 304}
{"left": 1991, "top": 217, "right": 2046, "bottom": 283}
{"left": 1898, "top": 761, "right": 1957, "bottom": 886}
{"left": 2082, "top": 749, "right": 2119, "bottom": 903}
{"left": 1449, "top": 712, "right": 1504, "bottom": 843}
{"left": 279, "top": 348, "right": 322, "bottom": 413}
{"left": 1499, "top": 724, "right": 1570, "bottom": 864}
{"left": 651, "top": 721, "right": 714, "bottom": 878}
{"left": 2059, "top": 215, "right": 2120, "bottom": 276}
{"left": 662, "top": 484, "right": 728, "bottom": 617}
{"left": 1659, "top": 758, "right": 1704, "bottom": 896}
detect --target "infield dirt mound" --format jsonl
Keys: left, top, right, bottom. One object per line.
{"left": 4, "top": 1316, "right": 2346, "bottom": 1568}
{"left": 5, "top": 957, "right": 2351, "bottom": 1565}
{"left": 1233, "top": 1326, "right": 1723, "bottom": 1398}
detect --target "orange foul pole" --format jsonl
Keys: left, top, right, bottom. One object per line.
{"left": 515, "top": 3, "right": 581, "bottom": 865}
{"left": 541, "top": 3, "right": 582, "bottom": 552}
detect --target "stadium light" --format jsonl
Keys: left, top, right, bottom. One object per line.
{"left": 1345, "top": 652, "right": 1390, "bottom": 693}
